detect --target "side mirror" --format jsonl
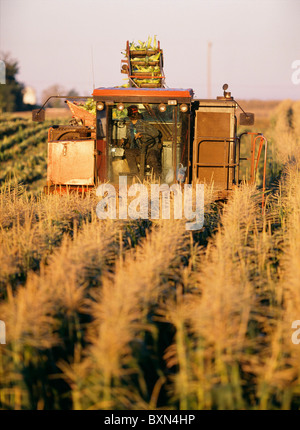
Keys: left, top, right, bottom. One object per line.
{"left": 240, "top": 112, "right": 255, "bottom": 126}
{"left": 32, "top": 109, "right": 45, "bottom": 122}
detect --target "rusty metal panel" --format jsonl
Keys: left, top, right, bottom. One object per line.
{"left": 196, "top": 112, "right": 230, "bottom": 139}
{"left": 193, "top": 105, "right": 236, "bottom": 190}
{"left": 47, "top": 140, "right": 95, "bottom": 185}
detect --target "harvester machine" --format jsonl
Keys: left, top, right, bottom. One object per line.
{"left": 33, "top": 38, "right": 267, "bottom": 204}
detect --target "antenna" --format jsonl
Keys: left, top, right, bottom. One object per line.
{"left": 207, "top": 41, "right": 212, "bottom": 98}
{"left": 91, "top": 45, "right": 95, "bottom": 90}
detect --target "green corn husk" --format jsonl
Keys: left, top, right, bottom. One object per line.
{"left": 133, "top": 78, "right": 161, "bottom": 85}
{"left": 133, "top": 65, "right": 154, "bottom": 72}
{"left": 82, "top": 99, "right": 96, "bottom": 115}
{"left": 149, "top": 52, "right": 160, "bottom": 61}
{"left": 131, "top": 57, "right": 143, "bottom": 62}
{"left": 130, "top": 42, "right": 145, "bottom": 51}
{"left": 129, "top": 36, "right": 160, "bottom": 52}
{"left": 138, "top": 40, "right": 146, "bottom": 49}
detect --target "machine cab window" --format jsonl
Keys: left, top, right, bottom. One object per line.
{"left": 98, "top": 101, "right": 190, "bottom": 184}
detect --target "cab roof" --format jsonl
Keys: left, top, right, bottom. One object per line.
{"left": 92, "top": 87, "right": 193, "bottom": 103}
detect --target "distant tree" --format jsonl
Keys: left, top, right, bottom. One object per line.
{"left": 67, "top": 88, "right": 79, "bottom": 98}
{"left": 41, "top": 86, "right": 80, "bottom": 108}
{"left": 41, "top": 84, "right": 67, "bottom": 108}
{"left": 0, "top": 53, "right": 24, "bottom": 112}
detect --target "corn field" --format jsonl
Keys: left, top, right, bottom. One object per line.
{"left": 0, "top": 101, "right": 300, "bottom": 410}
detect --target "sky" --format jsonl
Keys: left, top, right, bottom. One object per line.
{"left": 0, "top": 0, "right": 299, "bottom": 102}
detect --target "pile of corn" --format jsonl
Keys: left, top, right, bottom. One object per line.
{"left": 127, "top": 36, "right": 163, "bottom": 88}
{"left": 81, "top": 98, "right": 96, "bottom": 114}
